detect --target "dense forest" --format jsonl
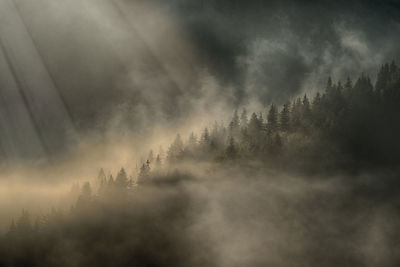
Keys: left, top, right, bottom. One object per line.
{"left": 1, "top": 62, "right": 400, "bottom": 266}
{"left": 163, "top": 61, "right": 400, "bottom": 171}
{"left": 2, "top": 0, "right": 400, "bottom": 265}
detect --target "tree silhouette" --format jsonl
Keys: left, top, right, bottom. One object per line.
{"left": 115, "top": 168, "right": 129, "bottom": 188}
{"left": 280, "top": 102, "right": 291, "bottom": 132}
{"left": 156, "top": 61, "right": 400, "bottom": 169}
{"left": 226, "top": 136, "right": 237, "bottom": 159}
{"left": 167, "top": 134, "right": 184, "bottom": 162}
{"left": 267, "top": 104, "right": 278, "bottom": 132}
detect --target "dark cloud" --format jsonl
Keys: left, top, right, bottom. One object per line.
{"left": 1, "top": 0, "right": 400, "bottom": 159}
{"left": 158, "top": 0, "right": 400, "bottom": 103}
{"left": 12, "top": 0, "right": 400, "bottom": 115}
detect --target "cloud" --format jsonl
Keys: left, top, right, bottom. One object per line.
{"left": 1, "top": 0, "right": 400, "bottom": 160}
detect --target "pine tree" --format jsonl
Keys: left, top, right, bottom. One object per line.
{"left": 211, "top": 121, "right": 220, "bottom": 138}
{"left": 375, "top": 64, "right": 390, "bottom": 93}
{"left": 108, "top": 175, "right": 114, "bottom": 186}
{"left": 200, "top": 128, "right": 210, "bottom": 145}
{"left": 389, "top": 60, "right": 397, "bottom": 74}
{"left": 240, "top": 108, "right": 248, "bottom": 128}
{"left": 345, "top": 77, "right": 353, "bottom": 91}
{"left": 326, "top": 77, "right": 334, "bottom": 94}
{"left": 267, "top": 104, "right": 278, "bottom": 132}
{"left": 81, "top": 182, "right": 92, "bottom": 198}
{"left": 76, "top": 182, "right": 92, "bottom": 210}
{"left": 280, "top": 102, "right": 291, "bottom": 132}
{"left": 187, "top": 132, "right": 197, "bottom": 148}
{"left": 210, "top": 122, "right": 223, "bottom": 151}
{"left": 115, "top": 168, "right": 128, "bottom": 188}
{"left": 312, "top": 92, "right": 323, "bottom": 127}
{"left": 225, "top": 136, "right": 237, "bottom": 159}
{"left": 167, "top": 134, "right": 184, "bottom": 161}
{"left": 138, "top": 161, "right": 151, "bottom": 183}
{"left": 229, "top": 109, "right": 240, "bottom": 136}
{"left": 185, "top": 132, "right": 198, "bottom": 157}
{"left": 128, "top": 177, "right": 134, "bottom": 188}
{"left": 312, "top": 92, "right": 321, "bottom": 108}
{"left": 98, "top": 168, "right": 106, "bottom": 183}
{"left": 97, "top": 168, "right": 107, "bottom": 191}
{"left": 258, "top": 112, "right": 265, "bottom": 128}
{"left": 248, "top": 112, "right": 261, "bottom": 135}
{"left": 291, "top": 98, "right": 302, "bottom": 130}
{"left": 302, "top": 94, "right": 312, "bottom": 123}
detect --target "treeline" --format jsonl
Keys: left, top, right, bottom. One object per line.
{"left": 0, "top": 167, "right": 200, "bottom": 267}
{"left": 165, "top": 61, "right": 400, "bottom": 171}
{"left": 2, "top": 165, "right": 155, "bottom": 236}
{"left": 1, "top": 62, "right": 400, "bottom": 266}
{"left": 2, "top": 161, "right": 164, "bottom": 241}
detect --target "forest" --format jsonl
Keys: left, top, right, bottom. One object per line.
{"left": 2, "top": 0, "right": 400, "bottom": 265}
{"left": 1, "top": 62, "right": 400, "bottom": 267}
{"left": 165, "top": 61, "right": 400, "bottom": 171}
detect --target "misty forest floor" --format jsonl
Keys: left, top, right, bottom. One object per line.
{"left": 1, "top": 162, "right": 400, "bottom": 267}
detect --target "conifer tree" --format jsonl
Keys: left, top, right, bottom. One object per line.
{"left": 108, "top": 175, "right": 114, "bottom": 186}
{"left": 138, "top": 161, "right": 151, "bottom": 183}
{"left": 225, "top": 136, "right": 237, "bottom": 159}
{"left": 240, "top": 108, "right": 248, "bottom": 128}
{"left": 312, "top": 92, "right": 324, "bottom": 127}
{"left": 155, "top": 154, "right": 162, "bottom": 167}
{"left": 98, "top": 168, "right": 106, "bottom": 183}
{"left": 258, "top": 112, "right": 264, "bottom": 126}
{"left": 376, "top": 64, "right": 390, "bottom": 93}
{"left": 200, "top": 128, "right": 210, "bottom": 145}
{"left": 280, "top": 102, "right": 291, "bottom": 132}
{"left": 229, "top": 109, "right": 240, "bottom": 136}
{"left": 267, "top": 104, "right": 278, "bottom": 132}
{"left": 188, "top": 132, "right": 197, "bottom": 148}
{"left": 97, "top": 168, "right": 107, "bottom": 191}
{"left": 115, "top": 168, "right": 129, "bottom": 188}
{"left": 248, "top": 112, "right": 261, "bottom": 135}
{"left": 302, "top": 94, "right": 312, "bottom": 124}
{"left": 291, "top": 98, "right": 302, "bottom": 130}
{"left": 326, "top": 77, "right": 333, "bottom": 94}
{"left": 81, "top": 182, "right": 92, "bottom": 198}
{"left": 345, "top": 77, "right": 353, "bottom": 91}
{"left": 167, "top": 134, "right": 184, "bottom": 161}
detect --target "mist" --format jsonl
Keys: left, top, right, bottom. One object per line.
{"left": 2, "top": 162, "right": 400, "bottom": 266}
{"left": 0, "top": 0, "right": 400, "bottom": 266}
{"left": 1, "top": 0, "right": 399, "bottom": 157}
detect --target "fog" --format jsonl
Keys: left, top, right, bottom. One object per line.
{"left": 1, "top": 161, "right": 400, "bottom": 266}
{"left": 0, "top": 0, "right": 400, "bottom": 266}
{"left": 1, "top": 0, "right": 399, "bottom": 159}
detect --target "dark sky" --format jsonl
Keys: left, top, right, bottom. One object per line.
{"left": 160, "top": 0, "right": 400, "bottom": 102}
{"left": 0, "top": 0, "right": 400, "bottom": 159}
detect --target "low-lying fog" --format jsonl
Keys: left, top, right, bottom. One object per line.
{"left": 1, "top": 154, "right": 399, "bottom": 266}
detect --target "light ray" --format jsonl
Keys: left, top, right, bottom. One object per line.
{"left": 0, "top": 0, "right": 78, "bottom": 161}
